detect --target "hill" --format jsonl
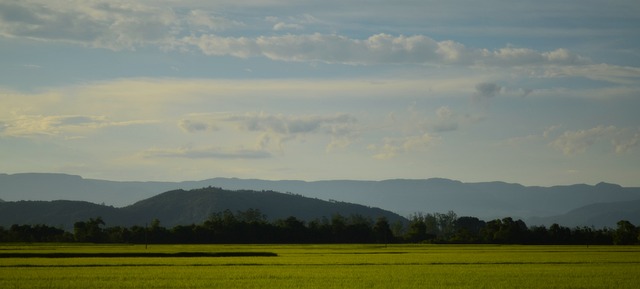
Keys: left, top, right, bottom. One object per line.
{"left": 528, "top": 199, "right": 640, "bottom": 228}
{"left": 0, "top": 200, "right": 122, "bottom": 230}
{"left": 184, "top": 178, "right": 640, "bottom": 222}
{"left": 0, "top": 187, "right": 406, "bottom": 230}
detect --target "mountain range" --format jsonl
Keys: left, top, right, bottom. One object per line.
{"left": 2, "top": 173, "right": 640, "bottom": 228}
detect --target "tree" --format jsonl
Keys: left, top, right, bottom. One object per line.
{"left": 373, "top": 217, "right": 394, "bottom": 244}
{"left": 452, "top": 216, "right": 485, "bottom": 243}
{"left": 529, "top": 225, "right": 549, "bottom": 244}
{"left": 548, "top": 223, "right": 571, "bottom": 244}
{"left": 613, "top": 220, "right": 637, "bottom": 245}
{"left": 407, "top": 213, "right": 429, "bottom": 242}
{"left": 276, "top": 216, "right": 307, "bottom": 243}
{"left": 423, "top": 213, "right": 439, "bottom": 237}
{"left": 74, "top": 217, "right": 106, "bottom": 243}
{"left": 344, "top": 215, "right": 373, "bottom": 243}
{"left": 236, "top": 208, "right": 267, "bottom": 224}
{"left": 330, "top": 214, "right": 347, "bottom": 242}
{"left": 435, "top": 211, "right": 458, "bottom": 240}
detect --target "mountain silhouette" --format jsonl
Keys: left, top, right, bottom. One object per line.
{"left": 528, "top": 199, "right": 640, "bottom": 228}
{"left": 0, "top": 186, "right": 406, "bottom": 230}
{"left": 2, "top": 173, "right": 640, "bottom": 228}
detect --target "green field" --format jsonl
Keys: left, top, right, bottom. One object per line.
{"left": 1, "top": 244, "right": 639, "bottom": 288}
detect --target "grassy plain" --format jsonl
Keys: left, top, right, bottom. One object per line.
{"left": 1, "top": 244, "right": 639, "bottom": 288}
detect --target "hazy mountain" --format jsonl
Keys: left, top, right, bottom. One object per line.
{"left": 3, "top": 173, "right": 640, "bottom": 226}
{"left": 185, "top": 178, "right": 640, "bottom": 221}
{"left": 0, "top": 200, "right": 122, "bottom": 230}
{"left": 0, "top": 187, "right": 406, "bottom": 230}
{"left": 0, "top": 173, "right": 180, "bottom": 207}
{"left": 528, "top": 199, "right": 640, "bottom": 228}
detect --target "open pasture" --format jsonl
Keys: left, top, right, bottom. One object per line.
{"left": 1, "top": 244, "right": 639, "bottom": 288}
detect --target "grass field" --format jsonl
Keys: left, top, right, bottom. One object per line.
{"left": 1, "top": 244, "right": 639, "bottom": 288}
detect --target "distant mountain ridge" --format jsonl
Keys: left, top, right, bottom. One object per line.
{"left": 2, "top": 173, "right": 640, "bottom": 227}
{"left": 0, "top": 187, "right": 406, "bottom": 230}
{"left": 529, "top": 199, "right": 640, "bottom": 228}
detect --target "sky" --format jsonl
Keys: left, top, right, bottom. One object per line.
{"left": 1, "top": 0, "right": 640, "bottom": 186}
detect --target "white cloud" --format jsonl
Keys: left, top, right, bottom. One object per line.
{"left": 549, "top": 125, "right": 640, "bottom": 155}
{"left": 187, "top": 9, "right": 243, "bottom": 32}
{"left": 370, "top": 133, "right": 436, "bottom": 160}
{"left": 185, "top": 32, "right": 592, "bottom": 67}
{"left": 0, "top": 0, "right": 181, "bottom": 50}
{"left": 273, "top": 22, "right": 304, "bottom": 31}
{"left": 0, "top": 114, "right": 156, "bottom": 138}
{"left": 0, "top": 1, "right": 603, "bottom": 69}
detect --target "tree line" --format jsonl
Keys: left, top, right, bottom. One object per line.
{"left": 1, "top": 209, "right": 638, "bottom": 245}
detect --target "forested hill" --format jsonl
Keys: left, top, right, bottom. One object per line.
{"left": 0, "top": 187, "right": 406, "bottom": 231}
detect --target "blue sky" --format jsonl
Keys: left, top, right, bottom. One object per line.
{"left": 1, "top": 0, "right": 639, "bottom": 186}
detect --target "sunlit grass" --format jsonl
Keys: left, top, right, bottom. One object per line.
{"left": 1, "top": 244, "right": 639, "bottom": 288}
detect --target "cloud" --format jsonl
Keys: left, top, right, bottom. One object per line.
{"left": 179, "top": 112, "right": 359, "bottom": 151}
{"left": 549, "top": 125, "right": 639, "bottom": 155}
{"left": 612, "top": 131, "right": 640, "bottom": 154}
{"left": 142, "top": 146, "right": 272, "bottom": 159}
{"left": 432, "top": 106, "right": 459, "bottom": 132}
{"left": 0, "top": 1, "right": 598, "bottom": 69}
{"left": 521, "top": 88, "right": 534, "bottom": 97}
{"left": 178, "top": 119, "right": 217, "bottom": 133}
{"left": 0, "top": 77, "right": 475, "bottom": 125}
{"left": 471, "top": 82, "right": 502, "bottom": 107}
{"left": 474, "top": 82, "right": 502, "bottom": 99}
{"left": 185, "top": 32, "right": 592, "bottom": 67}
{"left": 369, "top": 133, "right": 436, "bottom": 160}
{"left": 542, "top": 64, "right": 640, "bottom": 85}
{"left": 266, "top": 13, "right": 319, "bottom": 31}
{"left": 187, "top": 10, "right": 244, "bottom": 32}
{"left": 273, "top": 22, "right": 304, "bottom": 31}
{"left": 229, "top": 113, "right": 355, "bottom": 135}
{"left": 0, "top": 114, "right": 156, "bottom": 138}
{"left": 0, "top": 0, "right": 181, "bottom": 50}
{"left": 186, "top": 33, "right": 440, "bottom": 64}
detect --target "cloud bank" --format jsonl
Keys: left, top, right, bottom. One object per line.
{"left": 0, "top": 1, "right": 591, "bottom": 67}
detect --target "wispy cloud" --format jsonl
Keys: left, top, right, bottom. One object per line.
{"left": 369, "top": 133, "right": 437, "bottom": 160}
{"left": 185, "top": 33, "right": 592, "bottom": 67}
{"left": 178, "top": 119, "right": 218, "bottom": 133}
{"left": 2, "top": 0, "right": 639, "bottom": 185}
{"left": 549, "top": 125, "right": 640, "bottom": 155}
{"left": 432, "top": 106, "right": 459, "bottom": 133}
{"left": 0, "top": 1, "right": 598, "bottom": 69}
{"left": 179, "top": 112, "right": 359, "bottom": 152}
{"left": 0, "top": 0, "right": 180, "bottom": 50}
{"left": 0, "top": 114, "right": 156, "bottom": 138}
{"left": 142, "top": 145, "right": 272, "bottom": 160}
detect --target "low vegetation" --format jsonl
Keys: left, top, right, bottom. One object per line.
{"left": 0, "top": 244, "right": 639, "bottom": 288}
